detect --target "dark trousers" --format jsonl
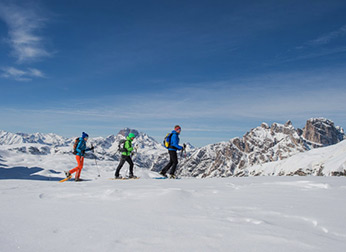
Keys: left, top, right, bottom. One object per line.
{"left": 161, "top": 150, "right": 178, "bottom": 175}
{"left": 115, "top": 155, "right": 134, "bottom": 177}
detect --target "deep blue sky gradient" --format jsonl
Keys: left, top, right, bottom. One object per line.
{"left": 1, "top": 0, "right": 346, "bottom": 146}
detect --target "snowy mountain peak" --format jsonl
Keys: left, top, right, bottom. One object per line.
{"left": 284, "top": 120, "right": 293, "bottom": 127}
{"left": 260, "top": 122, "right": 269, "bottom": 129}
{"left": 117, "top": 128, "right": 140, "bottom": 138}
{"left": 0, "top": 130, "right": 69, "bottom": 146}
{"left": 114, "top": 128, "right": 162, "bottom": 149}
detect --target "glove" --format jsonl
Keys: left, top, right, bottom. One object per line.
{"left": 183, "top": 143, "right": 186, "bottom": 150}
{"left": 82, "top": 150, "right": 85, "bottom": 155}
{"left": 90, "top": 146, "right": 95, "bottom": 150}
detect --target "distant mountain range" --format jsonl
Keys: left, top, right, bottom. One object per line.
{"left": 0, "top": 118, "right": 345, "bottom": 177}
{"left": 0, "top": 128, "right": 169, "bottom": 170}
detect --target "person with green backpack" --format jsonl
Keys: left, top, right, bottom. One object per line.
{"left": 115, "top": 132, "right": 137, "bottom": 179}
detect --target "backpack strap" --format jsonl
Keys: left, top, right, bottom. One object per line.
{"left": 168, "top": 133, "right": 175, "bottom": 149}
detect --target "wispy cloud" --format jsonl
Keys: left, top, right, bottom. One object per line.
{"left": 0, "top": 2, "right": 51, "bottom": 63}
{"left": 276, "top": 24, "right": 346, "bottom": 65}
{"left": 307, "top": 24, "right": 346, "bottom": 46}
{"left": 1, "top": 66, "right": 45, "bottom": 81}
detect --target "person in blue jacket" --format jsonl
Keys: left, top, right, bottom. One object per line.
{"left": 160, "top": 125, "right": 185, "bottom": 178}
{"left": 65, "top": 132, "right": 94, "bottom": 181}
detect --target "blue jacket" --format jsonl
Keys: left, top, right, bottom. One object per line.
{"left": 168, "top": 130, "right": 183, "bottom": 151}
{"left": 76, "top": 137, "right": 92, "bottom": 157}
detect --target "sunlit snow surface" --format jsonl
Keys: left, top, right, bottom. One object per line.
{"left": 1, "top": 148, "right": 346, "bottom": 251}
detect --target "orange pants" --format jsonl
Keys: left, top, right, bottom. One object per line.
{"left": 69, "top": 155, "right": 84, "bottom": 180}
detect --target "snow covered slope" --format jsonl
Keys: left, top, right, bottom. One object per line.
{"left": 1, "top": 175, "right": 346, "bottom": 252}
{"left": 245, "top": 139, "right": 346, "bottom": 176}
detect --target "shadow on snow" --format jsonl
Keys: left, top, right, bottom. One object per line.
{"left": 0, "top": 166, "right": 63, "bottom": 181}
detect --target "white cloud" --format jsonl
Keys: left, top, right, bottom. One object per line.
{"left": 1, "top": 66, "right": 45, "bottom": 81}
{"left": 27, "top": 67, "right": 44, "bottom": 77}
{"left": 0, "top": 2, "right": 51, "bottom": 63}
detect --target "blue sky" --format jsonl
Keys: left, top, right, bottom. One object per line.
{"left": 0, "top": 0, "right": 346, "bottom": 147}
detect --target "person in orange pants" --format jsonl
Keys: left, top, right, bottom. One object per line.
{"left": 65, "top": 132, "right": 94, "bottom": 181}
{"left": 69, "top": 155, "right": 85, "bottom": 180}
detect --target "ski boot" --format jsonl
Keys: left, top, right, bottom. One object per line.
{"left": 159, "top": 171, "right": 167, "bottom": 178}
{"left": 64, "top": 171, "right": 71, "bottom": 178}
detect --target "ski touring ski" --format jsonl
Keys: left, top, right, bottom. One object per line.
{"left": 153, "top": 175, "right": 181, "bottom": 180}
{"left": 59, "top": 175, "right": 72, "bottom": 183}
{"left": 109, "top": 177, "right": 140, "bottom": 180}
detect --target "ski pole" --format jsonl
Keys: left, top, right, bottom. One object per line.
{"left": 92, "top": 144, "right": 100, "bottom": 177}
{"left": 131, "top": 144, "right": 138, "bottom": 173}
{"left": 181, "top": 143, "right": 187, "bottom": 158}
{"left": 94, "top": 156, "right": 100, "bottom": 177}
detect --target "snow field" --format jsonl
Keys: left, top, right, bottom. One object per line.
{"left": 1, "top": 176, "right": 346, "bottom": 252}
{"left": 1, "top": 145, "right": 346, "bottom": 251}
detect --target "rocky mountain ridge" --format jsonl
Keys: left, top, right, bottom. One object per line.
{"left": 177, "top": 118, "right": 345, "bottom": 177}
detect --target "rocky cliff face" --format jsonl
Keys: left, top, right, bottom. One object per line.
{"left": 302, "top": 118, "right": 345, "bottom": 146}
{"left": 177, "top": 118, "right": 345, "bottom": 178}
